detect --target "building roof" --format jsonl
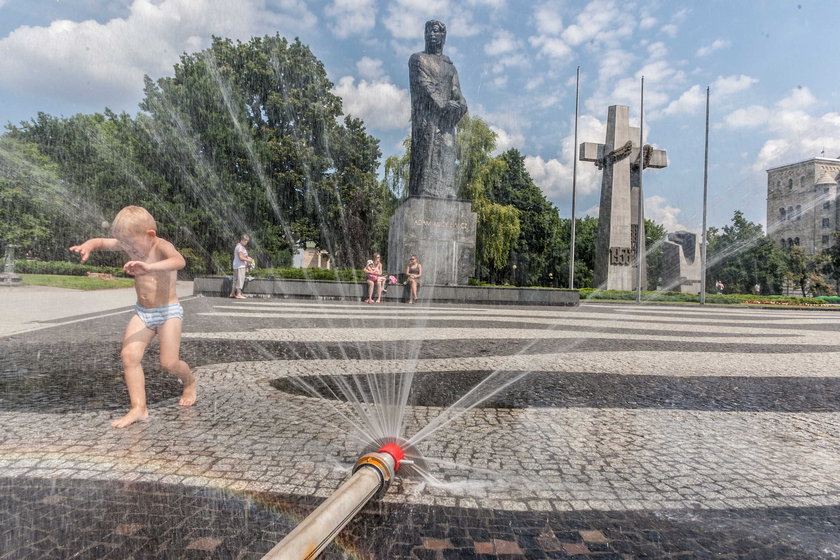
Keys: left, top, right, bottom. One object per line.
{"left": 766, "top": 156, "right": 840, "bottom": 174}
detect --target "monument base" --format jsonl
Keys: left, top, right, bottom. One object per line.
{"left": 0, "top": 273, "right": 22, "bottom": 286}
{"left": 387, "top": 196, "right": 477, "bottom": 285}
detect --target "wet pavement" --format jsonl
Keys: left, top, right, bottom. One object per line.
{"left": 1, "top": 295, "right": 839, "bottom": 559}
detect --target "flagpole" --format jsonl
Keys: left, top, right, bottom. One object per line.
{"left": 569, "top": 66, "right": 580, "bottom": 290}
{"left": 636, "top": 76, "right": 644, "bottom": 304}
{"left": 700, "top": 86, "right": 710, "bottom": 304}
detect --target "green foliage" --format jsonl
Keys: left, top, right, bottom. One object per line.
{"left": 578, "top": 287, "right": 820, "bottom": 305}
{"left": 485, "top": 149, "right": 565, "bottom": 286}
{"left": 14, "top": 260, "right": 127, "bottom": 277}
{"left": 819, "top": 232, "right": 840, "bottom": 294}
{"left": 2, "top": 34, "right": 385, "bottom": 271}
{"left": 249, "top": 267, "right": 364, "bottom": 282}
{"left": 706, "top": 210, "right": 786, "bottom": 294}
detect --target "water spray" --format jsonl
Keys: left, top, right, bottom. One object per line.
{"left": 262, "top": 443, "right": 407, "bottom": 560}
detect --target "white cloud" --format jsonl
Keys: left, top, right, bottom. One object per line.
{"left": 325, "top": 0, "right": 376, "bottom": 39}
{"left": 647, "top": 41, "right": 668, "bottom": 60}
{"left": 723, "top": 105, "right": 771, "bottom": 128}
{"left": 660, "top": 24, "right": 677, "bottom": 38}
{"left": 523, "top": 113, "right": 604, "bottom": 200}
{"left": 528, "top": 35, "right": 571, "bottom": 59}
{"left": 561, "top": 0, "right": 633, "bottom": 48}
{"left": 0, "top": 0, "right": 315, "bottom": 107}
{"left": 525, "top": 76, "right": 544, "bottom": 91}
{"left": 490, "top": 125, "right": 524, "bottom": 153}
{"left": 524, "top": 155, "right": 569, "bottom": 199}
{"left": 383, "top": 0, "right": 472, "bottom": 41}
{"left": 753, "top": 138, "right": 791, "bottom": 173}
{"left": 484, "top": 29, "right": 518, "bottom": 56}
{"left": 533, "top": 2, "right": 563, "bottom": 35}
{"left": 332, "top": 76, "right": 410, "bottom": 130}
{"left": 712, "top": 74, "right": 757, "bottom": 96}
{"left": 662, "top": 84, "right": 705, "bottom": 116}
{"left": 639, "top": 16, "right": 657, "bottom": 30}
{"left": 746, "top": 88, "right": 840, "bottom": 171}
{"left": 696, "top": 39, "right": 730, "bottom": 57}
{"left": 777, "top": 86, "right": 817, "bottom": 111}
{"left": 356, "top": 56, "right": 385, "bottom": 81}
{"left": 645, "top": 195, "right": 686, "bottom": 231}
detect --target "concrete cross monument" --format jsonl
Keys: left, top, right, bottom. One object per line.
{"left": 580, "top": 105, "right": 667, "bottom": 291}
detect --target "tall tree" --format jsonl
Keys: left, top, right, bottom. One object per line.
{"left": 706, "top": 210, "right": 786, "bottom": 294}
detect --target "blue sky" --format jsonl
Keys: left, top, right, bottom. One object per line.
{"left": 1, "top": 0, "right": 838, "bottom": 233}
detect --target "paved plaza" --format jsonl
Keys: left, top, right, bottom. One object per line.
{"left": 1, "top": 292, "right": 839, "bottom": 559}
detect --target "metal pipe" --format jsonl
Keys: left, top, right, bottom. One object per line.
{"left": 263, "top": 444, "right": 405, "bottom": 560}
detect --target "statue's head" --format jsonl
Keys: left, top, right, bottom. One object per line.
{"left": 424, "top": 20, "right": 446, "bottom": 54}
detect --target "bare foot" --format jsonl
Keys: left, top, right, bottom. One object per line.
{"left": 179, "top": 375, "right": 197, "bottom": 406}
{"left": 234, "top": 295, "right": 246, "bottom": 299}
{"left": 111, "top": 407, "right": 149, "bottom": 428}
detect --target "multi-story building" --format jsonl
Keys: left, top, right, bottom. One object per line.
{"left": 766, "top": 157, "right": 840, "bottom": 255}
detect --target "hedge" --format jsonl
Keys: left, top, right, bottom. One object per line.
{"left": 14, "top": 260, "right": 128, "bottom": 277}
{"left": 250, "top": 267, "right": 366, "bottom": 282}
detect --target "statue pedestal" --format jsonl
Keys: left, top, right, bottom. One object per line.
{"left": 387, "top": 196, "right": 477, "bottom": 285}
{"left": 0, "top": 273, "right": 22, "bottom": 286}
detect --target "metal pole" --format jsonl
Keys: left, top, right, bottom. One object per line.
{"left": 636, "top": 77, "right": 644, "bottom": 304}
{"left": 263, "top": 446, "right": 402, "bottom": 560}
{"left": 569, "top": 66, "right": 580, "bottom": 290}
{"left": 700, "top": 86, "right": 710, "bottom": 304}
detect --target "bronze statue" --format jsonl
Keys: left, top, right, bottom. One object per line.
{"left": 408, "top": 20, "right": 468, "bottom": 199}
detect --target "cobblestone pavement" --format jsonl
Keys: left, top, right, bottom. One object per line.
{"left": 1, "top": 297, "right": 839, "bottom": 559}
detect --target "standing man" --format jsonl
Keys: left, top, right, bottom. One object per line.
{"left": 229, "top": 234, "right": 254, "bottom": 299}
{"left": 408, "top": 20, "right": 468, "bottom": 199}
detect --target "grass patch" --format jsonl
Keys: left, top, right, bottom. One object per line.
{"left": 21, "top": 274, "right": 135, "bottom": 290}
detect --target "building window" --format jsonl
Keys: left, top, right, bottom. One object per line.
{"left": 794, "top": 237, "right": 800, "bottom": 246}
{"left": 823, "top": 235, "right": 830, "bottom": 245}
{"left": 788, "top": 206, "right": 794, "bottom": 220}
{"left": 779, "top": 208, "right": 786, "bottom": 221}
{"left": 824, "top": 201, "right": 831, "bottom": 210}
{"left": 788, "top": 179, "right": 793, "bottom": 189}
{"left": 796, "top": 205, "right": 802, "bottom": 220}
{"left": 823, "top": 218, "right": 831, "bottom": 227}
{"left": 825, "top": 187, "right": 831, "bottom": 193}
{"left": 787, "top": 237, "right": 794, "bottom": 248}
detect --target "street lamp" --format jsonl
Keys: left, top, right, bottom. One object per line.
{"left": 511, "top": 264, "right": 517, "bottom": 286}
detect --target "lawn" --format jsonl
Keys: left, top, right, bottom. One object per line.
{"left": 21, "top": 274, "right": 135, "bottom": 290}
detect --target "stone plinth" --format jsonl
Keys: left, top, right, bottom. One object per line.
{"left": 192, "top": 276, "right": 579, "bottom": 306}
{"left": 387, "top": 196, "right": 477, "bottom": 285}
{"left": 0, "top": 273, "right": 22, "bottom": 286}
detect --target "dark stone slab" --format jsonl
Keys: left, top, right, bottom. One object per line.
{"left": 193, "top": 277, "right": 579, "bottom": 306}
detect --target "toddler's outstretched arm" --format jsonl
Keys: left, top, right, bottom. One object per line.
{"left": 69, "top": 238, "right": 121, "bottom": 263}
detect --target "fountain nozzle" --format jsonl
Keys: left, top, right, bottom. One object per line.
{"left": 377, "top": 443, "right": 405, "bottom": 471}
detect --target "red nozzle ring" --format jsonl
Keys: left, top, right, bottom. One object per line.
{"left": 377, "top": 443, "right": 405, "bottom": 472}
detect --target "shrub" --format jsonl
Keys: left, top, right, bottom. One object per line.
{"left": 250, "top": 267, "right": 365, "bottom": 282}
{"left": 15, "top": 260, "right": 127, "bottom": 277}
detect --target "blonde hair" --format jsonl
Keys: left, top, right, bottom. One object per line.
{"left": 111, "top": 206, "right": 157, "bottom": 236}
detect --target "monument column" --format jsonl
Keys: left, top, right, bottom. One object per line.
{"left": 387, "top": 20, "right": 476, "bottom": 285}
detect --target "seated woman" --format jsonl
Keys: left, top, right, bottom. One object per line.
{"left": 405, "top": 254, "right": 422, "bottom": 304}
{"left": 364, "top": 253, "right": 386, "bottom": 303}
